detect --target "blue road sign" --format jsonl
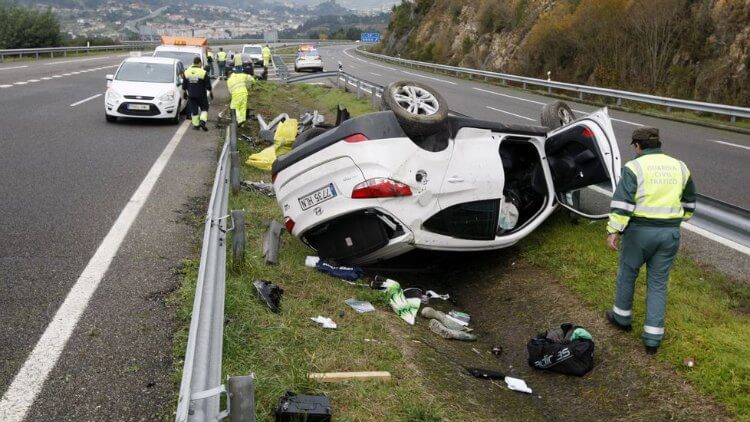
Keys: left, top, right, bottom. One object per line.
{"left": 360, "top": 32, "right": 381, "bottom": 43}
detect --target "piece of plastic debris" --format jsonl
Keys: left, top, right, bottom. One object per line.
{"left": 344, "top": 298, "right": 375, "bottom": 313}
{"left": 315, "top": 261, "right": 364, "bottom": 282}
{"left": 570, "top": 327, "right": 593, "bottom": 341}
{"left": 240, "top": 180, "right": 275, "bottom": 197}
{"left": 310, "top": 316, "right": 337, "bottom": 329}
{"left": 471, "top": 348, "right": 482, "bottom": 356}
{"left": 504, "top": 376, "right": 533, "bottom": 394}
{"left": 305, "top": 256, "right": 320, "bottom": 268}
{"left": 275, "top": 392, "right": 332, "bottom": 421}
{"left": 381, "top": 278, "right": 420, "bottom": 325}
{"left": 421, "top": 307, "right": 470, "bottom": 331}
{"left": 425, "top": 290, "right": 450, "bottom": 301}
{"left": 491, "top": 345, "right": 503, "bottom": 356}
{"left": 253, "top": 280, "right": 283, "bottom": 313}
{"left": 683, "top": 358, "right": 696, "bottom": 368}
{"left": 448, "top": 310, "right": 470, "bottom": 324}
{"left": 445, "top": 314, "right": 469, "bottom": 327}
{"left": 429, "top": 319, "right": 477, "bottom": 341}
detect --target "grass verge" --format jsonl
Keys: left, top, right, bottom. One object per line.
{"left": 520, "top": 213, "right": 750, "bottom": 418}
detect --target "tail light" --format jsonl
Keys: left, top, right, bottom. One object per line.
{"left": 272, "top": 173, "right": 278, "bottom": 183}
{"left": 352, "top": 178, "right": 412, "bottom": 199}
{"left": 582, "top": 127, "right": 594, "bottom": 138}
{"left": 344, "top": 133, "right": 368, "bottom": 143}
{"left": 284, "top": 216, "right": 295, "bottom": 233}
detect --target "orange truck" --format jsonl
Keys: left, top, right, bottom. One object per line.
{"left": 153, "top": 36, "right": 209, "bottom": 71}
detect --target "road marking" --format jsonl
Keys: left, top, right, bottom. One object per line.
{"left": 611, "top": 117, "right": 643, "bottom": 127}
{"left": 70, "top": 93, "right": 102, "bottom": 107}
{"left": 43, "top": 56, "right": 113, "bottom": 65}
{"left": 13, "top": 81, "right": 27, "bottom": 85}
{"left": 588, "top": 185, "right": 750, "bottom": 256}
{"left": 486, "top": 105, "right": 535, "bottom": 121}
{"left": 27, "top": 79, "right": 40, "bottom": 83}
{"left": 71, "top": 71, "right": 81, "bottom": 75}
{"left": 370, "top": 72, "right": 382, "bottom": 76}
{"left": 0, "top": 65, "right": 28, "bottom": 71}
{"left": 401, "top": 70, "right": 457, "bottom": 85}
{"left": 0, "top": 84, "right": 12, "bottom": 88}
{"left": 473, "top": 87, "right": 545, "bottom": 105}
{"left": 711, "top": 140, "right": 750, "bottom": 151}
{"left": 52, "top": 75, "right": 62, "bottom": 78}
{"left": 343, "top": 48, "right": 394, "bottom": 70}
{"left": 62, "top": 73, "right": 72, "bottom": 76}
{"left": 41, "top": 77, "right": 52, "bottom": 80}
{"left": 0, "top": 120, "right": 192, "bottom": 422}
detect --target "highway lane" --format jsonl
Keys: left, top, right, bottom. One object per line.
{"left": 0, "top": 51, "right": 219, "bottom": 419}
{"left": 319, "top": 44, "right": 750, "bottom": 208}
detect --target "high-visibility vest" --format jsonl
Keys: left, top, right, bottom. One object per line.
{"left": 227, "top": 73, "right": 254, "bottom": 97}
{"left": 207, "top": 51, "right": 214, "bottom": 60}
{"left": 262, "top": 47, "right": 271, "bottom": 60}
{"left": 217, "top": 51, "right": 227, "bottom": 61}
{"left": 625, "top": 154, "right": 690, "bottom": 219}
{"left": 234, "top": 53, "right": 243, "bottom": 66}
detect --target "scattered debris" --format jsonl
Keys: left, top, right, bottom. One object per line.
{"left": 429, "top": 319, "right": 477, "bottom": 341}
{"left": 308, "top": 371, "right": 392, "bottom": 383}
{"left": 253, "top": 280, "right": 283, "bottom": 313}
{"left": 471, "top": 348, "right": 482, "bottom": 356}
{"left": 344, "top": 298, "right": 375, "bottom": 313}
{"left": 491, "top": 345, "right": 503, "bottom": 356}
{"left": 275, "top": 392, "right": 332, "bottom": 422}
{"left": 424, "top": 290, "right": 450, "bottom": 302}
{"left": 377, "top": 277, "right": 420, "bottom": 325}
{"left": 466, "top": 368, "right": 533, "bottom": 394}
{"left": 263, "top": 220, "right": 283, "bottom": 265}
{"left": 310, "top": 316, "right": 337, "bottom": 329}
{"left": 305, "top": 256, "right": 320, "bottom": 268}
{"left": 448, "top": 310, "right": 470, "bottom": 324}
{"left": 315, "top": 261, "right": 364, "bottom": 282}
{"left": 421, "top": 307, "right": 471, "bottom": 332}
{"left": 241, "top": 180, "right": 275, "bottom": 197}
{"left": 527, "top": 323, "right": 595, "bottom": 376}
{"left": 683, "top": 358, "right": 696, "bottom": 368}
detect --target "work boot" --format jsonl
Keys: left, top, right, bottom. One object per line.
{"left": 605, "top": 310, "right": 632, "bottom": 332}
{"left": 253, "top": 280, "right": 283, "bottom": 313}
{"left": 200, "top": 121, "right": 209, "bottom": 131}
{"left": 192, "top": 125, "right": 200, "bottom": 131}
{"left": 645, "top": 345, "right": 658, "bottom": 355}
{"left": 421, "top": 307, "right": 468, "bottom": 331}
{"left": 429, "top": 319, "right": 477, "bottom": 341}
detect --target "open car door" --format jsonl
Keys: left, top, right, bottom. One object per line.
{"left": 545, "top": 108, "right": 621, "bottom": 219}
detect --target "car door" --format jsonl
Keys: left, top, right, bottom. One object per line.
{"left": 544, "top": 108, "right": 621, "bottom": 219}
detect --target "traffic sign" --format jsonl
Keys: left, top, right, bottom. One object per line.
{"left": 360, "top": 32, "right": 381, "bottom": 43}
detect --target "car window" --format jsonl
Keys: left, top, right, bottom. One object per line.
{"left": 116, "top": 62, "right": 174, "bottom": 83}
{"left": 154, "top": 51, "right": 199, "bottom": 67}
{"left": 243, "top": 46, "right": 262, "bottom": 55}
{"left": 303, "top": 52, "right": 319, "bottom": 58}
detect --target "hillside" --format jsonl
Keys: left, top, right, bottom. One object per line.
{"left": 378, "top": 0, "right": 750, "bottom": 107}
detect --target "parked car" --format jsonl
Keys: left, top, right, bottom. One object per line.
{"left": 294, "top": 51, "right": 324, "bottom": 72}
{"left": 271, "top": 81, "right": 622, "bottom": 265}
{"left": 104, "top": 57, "right": 186, "bottom": 123}
{"left": 242, "top": 44, "right": 264, "bottom": 67}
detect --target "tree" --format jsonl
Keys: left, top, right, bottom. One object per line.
{"left": 0, "top": 2, "right": 61, "bottom": 49}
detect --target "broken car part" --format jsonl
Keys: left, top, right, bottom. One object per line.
{"left": 466, "top": 368, "right": 533, "bottom": 394}
{"left": 263, "top": 220, "right": 283, "bottom": 265}
{"left": 428, "top": 319, "right": 477, "bottom": 341}
{"left": 253, "top": 280, "right": 283, "bottom": 313}
{"left": 241, "top": 180, "right": 275, "bottom": 197}
{"left": 310, "top": 316, "right": 337, "bottom": 329}
{"left": 275, "top": 392, "right": 332, "bottom": 422}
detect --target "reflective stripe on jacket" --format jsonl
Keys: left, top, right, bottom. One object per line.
{"left": 183, "top": 65, "right": 211, "bottom": 99}
{"left": 607, "top": 149, "right": 696, "bottom": 234}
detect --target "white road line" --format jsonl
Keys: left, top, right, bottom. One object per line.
{"left": 41, "top": 77, "right": 52, "bottom": 80}
{"left": 62, "top": 73, "right": 72, "bottom": 76}
{"left": 0, "top": 65, "right": 28, "bottom": 71}
{"left": 13, "top": 81, "right": 27, "bottom": 85}
{"left": 486, "top": 105, "right": 535, "bottom": 121}
{"left": 70, "top": 93, "right": 102, "bottom": 107}
{"left": 401, "top": 70, "right": 457, "bottom": 85}
{"left": 342, "top": 48, "right": 395, "bottom": 70}
{"left": 0, "top": 120, "right": 192, "bottom": 422}
{"left": 588, "top": 185, "right": 750, "bottom": 256}
{"left": 370, "top": 72, "right": 382, "bottom": 76}
{"left": 711, "top": 140, "right": 750, "bottom": 151}
{"left": 611, "top": 117, "right": 643, "bottom": 127}
{"left": 43, "top": 56, "right": 112, "bottom": 65}
{"left": 71, "top": 71, "right": 81, "bottom": 75}
{"left": 0, "top": 84, "right": 12, "bottom": 88}
{"left": 52, "top": 75, "right": 62, "bottom": 78}
{"left": 473, "top": 87, "right": 545, "bottom": 105}
{"left": 27, "top": 79, "right": 40, "bottom": 83}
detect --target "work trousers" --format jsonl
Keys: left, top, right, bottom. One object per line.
{"left": 207, "top": 61, "right": 215, "bottom": 78}
{"left": 187, "top": 96, "right": 209, "bottom": 127}
{"left": 218, "top": 61, "right": 226, "bottom": 78}
{"left": 612, "top": 224, "right": 680, "bottom": 347}
{"left": 230, "top": 93, "right": 248, "bottom": 126}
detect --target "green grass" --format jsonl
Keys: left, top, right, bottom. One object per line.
{"left": 520, "top": 213, "right": 750, "bottom": 418}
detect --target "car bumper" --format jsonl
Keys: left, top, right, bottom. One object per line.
{"left": 105, "top": 99, "right": 180, "bottom": 118}
{"left": 295, "top": 61, "right": 323, "bottom": 70}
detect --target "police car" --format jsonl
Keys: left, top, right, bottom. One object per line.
{"left": 104, "top": 56, "right": 187, "bottom": 123}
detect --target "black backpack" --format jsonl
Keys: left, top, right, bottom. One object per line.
{"left": 527, "top": 323, "right": 594, "bottom": 376}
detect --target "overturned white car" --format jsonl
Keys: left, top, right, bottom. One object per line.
{"left": 271, "top": 81, "right": 621, "bottom": 265}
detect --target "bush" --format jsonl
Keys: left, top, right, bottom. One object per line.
{"left": 0, "top": 1, "right": 61, "bottom": 49}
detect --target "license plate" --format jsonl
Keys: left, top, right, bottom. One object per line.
{"left": 127, "top": 104, "right": 150, "bottom": 111}
{"left": 299, "top": 183, "right": 337, "bottom": 211}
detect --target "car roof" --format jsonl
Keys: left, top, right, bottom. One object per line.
{"left": 242, "top": 44, "right": 262, "bottom": 48}
{"left": 124, "top": 56, "right": 178, "bottom": 65}
{"left": 155, "top": 45, "right": 204, "bottom": 53}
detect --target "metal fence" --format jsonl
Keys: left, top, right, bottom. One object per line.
{"left": 0, "top": 44, "right": 154, "bottom": 62}
{"left": 354, "top": 48, "right": 750, "bottom": 123}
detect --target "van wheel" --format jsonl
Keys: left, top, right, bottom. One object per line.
{"left": 382, "top": 80, "right": 448, "bottom": 137}
{"left": 540, "top": 101, "right": 575, "bottom": 129}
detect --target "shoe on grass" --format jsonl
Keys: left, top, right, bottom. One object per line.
{"left": 605, "top": 310, "right": 632, "bottom": 332}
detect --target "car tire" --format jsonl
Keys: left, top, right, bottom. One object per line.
{"left": 540, "top": 101, "right": 575, "bottom": 129}
{"left": 105, "top": 113, "right": 117, "bottom": 123}
{"left": 382, "top": 80, "right": 449, "bottom": 137}
{"left": 294, "top": 66, "right": 299, "bottom": 72}
{"left": 292, "top": 126, "right": 330, "bottom": 149}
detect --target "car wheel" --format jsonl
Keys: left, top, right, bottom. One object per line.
{"left": 292, "top": 126, "right": 330, "bottom": 149}
{"left": 382, "top": 80, "right": 449, "bottom": 137}
{"left": 170, "top": 102, "right": 181, "bottom": 124}
{"left": 540, "top": 101, "right": 575, "bottom": 129}
{"left": 294, "top": 66, "right": 299, "bottom": 72}
{"left": 105, "top": 113, "right": 117, "bottom": 123}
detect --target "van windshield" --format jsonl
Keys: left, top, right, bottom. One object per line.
{"left": 243, "top": 46, "right": 262, "bottom": 55}
{"left": 154, "top": 51, "right": 199, "bottom": 67}
{"left": 116, "top": 62, "right": 174, "bottom": 83}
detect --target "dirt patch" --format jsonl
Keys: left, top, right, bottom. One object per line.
{"left": 377, "top": 248, "right": 732, "bottom": 421}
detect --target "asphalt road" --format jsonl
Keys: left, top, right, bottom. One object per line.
{"left": 0, "top": 52, "right": 220, "bottom": 420}
{"left": 315, "top": 44, "right": 750, "bottom": 209}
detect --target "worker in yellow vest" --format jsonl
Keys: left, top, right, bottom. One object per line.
{"left": 216, "top": 47, "right": 227, "bottom": 79}
{"left": 233, "top": 50, "right": 243, "bottom": 72}
{"left": 226, "top": 68, "right": 255, "bottom": 127}
{"left": 183, "top": 57, "right": 213, "bottom": 131}
{"left": 206, "top": 48, "right": 215, "bottom": 79}
{"left": 262, "top": 44, "right": 272, "bottom": 69}
{"left": 605, "top": 127, "right": 696, "bottom": 355}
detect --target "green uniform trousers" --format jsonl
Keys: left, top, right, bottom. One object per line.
{"left": 612, "top": 224, "right": 680, "bottom": 347}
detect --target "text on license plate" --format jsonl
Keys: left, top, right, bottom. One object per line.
{"left": 127, "top": 104, "right": 150, "bottom": 110}
{"left": 299, "top": 184, "right": 337, "bottom": 211}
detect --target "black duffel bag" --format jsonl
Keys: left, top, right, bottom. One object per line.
{"left": 527, "top": 323, "right": 594, "bottom": 376}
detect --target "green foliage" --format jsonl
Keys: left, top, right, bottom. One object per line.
{"left": 462, "top": 36, "right": 473, "bottom": 54}
{"left": 0, "top": 1, "right": 61, "bottom": 49}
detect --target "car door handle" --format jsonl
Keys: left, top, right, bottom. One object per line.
{"left": 447, "top": 177, "right": 464, "bottom": 183}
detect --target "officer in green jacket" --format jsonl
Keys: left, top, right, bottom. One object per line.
{"left": 605, "top": 127, "right": 696, "bottom": 355}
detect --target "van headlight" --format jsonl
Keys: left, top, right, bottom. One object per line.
{"left": 159, "top": 92, "right": 176, "bottom": 102}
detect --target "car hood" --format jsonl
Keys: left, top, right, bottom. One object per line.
{"left": 110, "top": 80, "right": 176, "bottom": 98}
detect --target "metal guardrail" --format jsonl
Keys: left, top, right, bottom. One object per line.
{"left": 692, "top": 194, "right": 750, "bottom": 249}
{"left": 354, "top": 47, "right": 750, "bottom": 123}
{"left": 0, "top": 44, "right": 154, "bottom": 61}
{"left": 283, "top": 70, "right": 384, "bottom": 109}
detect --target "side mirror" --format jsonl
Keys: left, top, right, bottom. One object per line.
{"left": 176, "top": 79, "right": 182, "bottom": 87}
{"left": 105, "top": 74, "right": 114, "bottom": 81}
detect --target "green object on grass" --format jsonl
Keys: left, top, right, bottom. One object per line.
{"left": 571, "top": 327, "right": 592, "bottom": 341}
{"left": 382, "top": 278, "right": 420, "bottom": 325}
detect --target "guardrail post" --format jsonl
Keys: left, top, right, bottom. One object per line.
{"left": 230, "top": 210, "right": 246, "bottom": 264}
{"left": 64, "top": 51, "right": 67, "bottom": 57}
{"left": 230, "top": 151, "right": 241, "bottom": 194}
{"left": 617, "top": 98, "right": 622, "bottom": 106}
{"left": 228, "top": 375, "right": 255, "bottom": 422}
{"left": 230, "top": 110, "right": 238, "bottom": 152}
{"left": 547, "top": 86, "right": 551, "bottom": 94}
{"left": 523, "top": 82, "right": 527, "bottom": 90}
{"left": 579, "top": 92, "right": 583, "bottom": 100}
{"left": 731, "top": 115, "right": 737, "bottom": 124}
{"left": 344, "top": 75, "right": 350, "bottom": 93}
{"left": 356, "top": 80, "right": 362, "bottom": 99}
{"left": 666, "top": 106, "right": 672, "bottom": 112}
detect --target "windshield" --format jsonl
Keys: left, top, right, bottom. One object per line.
{"left": 154, "top": 51, "right": 199, "bottom": 67}
{"left": 243, "top": 46, "right": 262, "bottom": 55}
{"left": 303, "top": 52, "right": 319, "bottom": 58}
{"left": 116, "top": 62, "right": 174, "bottom": 83}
